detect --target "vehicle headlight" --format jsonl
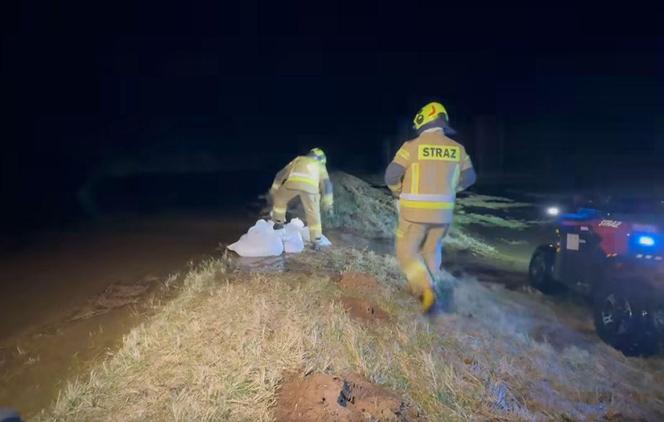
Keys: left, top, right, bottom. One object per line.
{"left": 546, "top": 206, "right": 560, "bottom": 216}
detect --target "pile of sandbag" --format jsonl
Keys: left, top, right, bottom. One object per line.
{"left": 227, "top": 218, "right": 331, "bottom": 257}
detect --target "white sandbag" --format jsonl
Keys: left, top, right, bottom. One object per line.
{"left": 300, "top": 226, "right": 311, "bottom": 242}
{"left": 228, "top": 220, "right": 284, "bottom": 257}
{"left": 300, "top": 227, "right": 332, "bottom": 247}
{"left": 228, "top": 218, "right": 332, "bottom": 257}
{"left": 287, "top": 217, "right": 305, "bottom": 230}
{"left": 282, "top": 219, "right": 305, "bottom": 253}
{"left": 248, "top": 219, "right": 274, "bottom": 234}
{"left": 282, "top": 218, "right": 331, "bottom": 250}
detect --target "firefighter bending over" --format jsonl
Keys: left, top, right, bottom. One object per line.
{"left": 270, "top": 148, "right": 334, "bottom": 249}
{"left": 385, "top": 102, "right": 476, "bottom": 313}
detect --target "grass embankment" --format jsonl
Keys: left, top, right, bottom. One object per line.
{"left": 42, "top": 248, "right": 664, "bottom": 421}
{"left": 41, "top": 172, "right": 664, "bottom": 421}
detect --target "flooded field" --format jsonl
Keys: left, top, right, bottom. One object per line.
{"left": 0, "top": 212, "right": 252, "bottom": 417}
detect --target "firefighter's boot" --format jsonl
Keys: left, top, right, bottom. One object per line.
{"left": 421, "top": 287, "right": 437, "bottom": 314}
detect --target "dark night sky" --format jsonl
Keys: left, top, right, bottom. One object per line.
{"left": 1, "top": 2, "right": 664, "bottom": 229}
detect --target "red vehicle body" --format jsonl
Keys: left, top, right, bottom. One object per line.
{"left": 530, "top": 205, "right": 664, "bottom": 356}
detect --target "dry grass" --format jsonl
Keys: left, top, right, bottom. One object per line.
{"left": 40, "top": 248, "right": 664, "bottom": 421}
{"left": 39, "top": 175, "right": 663, "bottom": 421}
{"left": 323, "top": 172, "right": 528, "bottom": 260}
{"left": 323, "top": 172, "right": 398, "bottom": 239}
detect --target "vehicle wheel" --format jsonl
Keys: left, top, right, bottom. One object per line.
{"left": 528, "top": 246, "right": 558, "bottom": 294}
{"left": 593, "top": 279, "right": 662, "bottom": 357}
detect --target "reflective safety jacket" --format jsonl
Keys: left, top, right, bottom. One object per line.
{"left": 385, "top": 129, "right": 475, "bottom": 224}
{"left": 271, "top": 155, "right": 334, "bottom": 207}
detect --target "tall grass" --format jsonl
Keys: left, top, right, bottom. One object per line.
{"left": 41, "top": 248, "right": 664, "bottom": 421}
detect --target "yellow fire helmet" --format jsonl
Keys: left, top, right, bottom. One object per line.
{"left": 413, "top": 101, "right": 450, "bottom": 131}
{"left": 309, "top": 147, "right": 327, "bottom": 164}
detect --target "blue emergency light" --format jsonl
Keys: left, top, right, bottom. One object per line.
{"left": 638, "top": 235, "right": 656, "bottom": 247}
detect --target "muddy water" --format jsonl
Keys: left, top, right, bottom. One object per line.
{"left": 0, "top": 212, "right": 252, "bottom": 418}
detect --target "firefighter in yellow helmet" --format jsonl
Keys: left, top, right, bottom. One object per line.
{"left": 270, "top": 148, "right": 334, "bottom": 248}
{"left": 385, "top": 102, "right": 476, "bottom": 313}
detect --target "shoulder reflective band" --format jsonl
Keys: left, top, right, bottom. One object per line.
{"left": 388, "top": 183, "right": 402, "bottom": 192}
{"left": 410, "top": 163, "right": 420, "bottom": 194}
{"left": 290, "top": 171, "right": 314, "bottom": 178}
{"left": 399, "top": 199, "right": 454, "bottom": 210}
{"left": 396, "top": 148, "right": 410, "bottom": 160}
{"left": 417, "top": 145, "right": 460, "bottom": 161}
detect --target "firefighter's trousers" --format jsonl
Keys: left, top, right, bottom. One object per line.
{"left": 272, "top": 187, "right": 322, "bottom": 240}
{"left": 395, "top": 216, "right": 450, "bottom": 298}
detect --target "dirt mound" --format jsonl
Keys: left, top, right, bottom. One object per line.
{"left": 324, "top": 172, "right": 397, "bottom": 239}
{"left": 275, "top": 373, "right": 419, "bottom": 422}
{"left": 335, "top": 273, "right": 388, "bottom": 323}
{"left": 337, "top": 272, "right": 380, "bottom": 293}
{"left": 340, "top": 297, "right": 389, "bottom": 323}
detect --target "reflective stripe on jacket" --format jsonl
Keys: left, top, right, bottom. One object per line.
{"left": 389, "top": 129, "right": 474, "bottom": 224}
{"left": 272, "top": 156, "right": 333, "bottom": 202}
